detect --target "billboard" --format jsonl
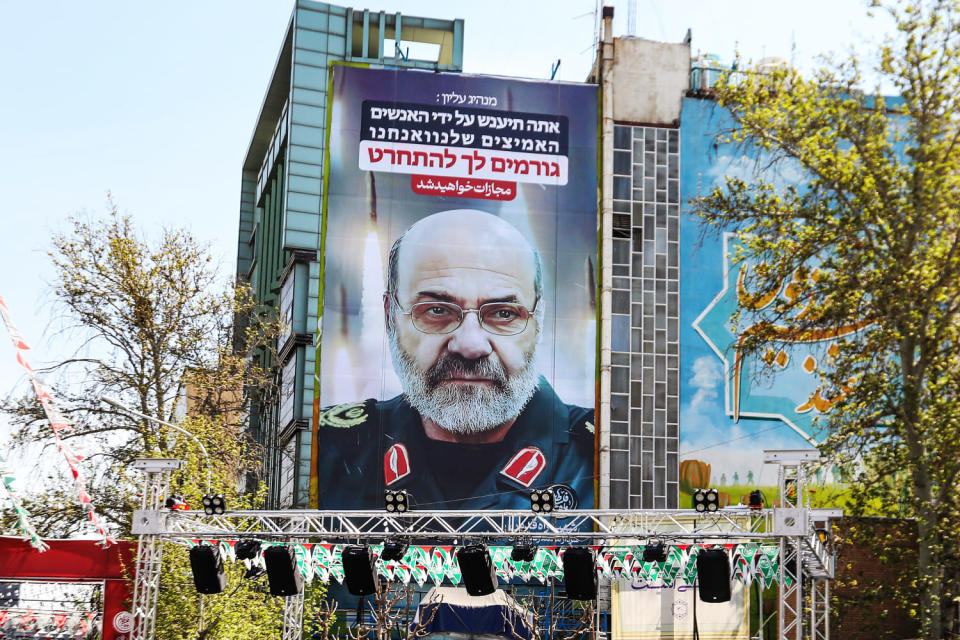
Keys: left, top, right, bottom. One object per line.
{"left": 313, "top": 66, "right": 597, "bottom": 511}
{"left": 678, "top": 98, "right": 841, "bottom": 505}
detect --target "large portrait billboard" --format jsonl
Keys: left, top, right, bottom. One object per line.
{"left": 313, "top": 66, "right": 598, "bottom": 510}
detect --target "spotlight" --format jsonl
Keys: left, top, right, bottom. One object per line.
{"left": 385, "top": 489, "right": 410, "bottom": 513}
{"left": 561, "top": 547, "right": 597, "bottom": 601}
{"left": 201, "top": 493, "right": 226, "bottom": 516}
{"left": 244, "top": 565, "right": 266, "bottom": 580}
{"left": 511, "top": 544, "right": 538, "bottom": 563}
{"left": 189, "top": 544, "right": 226, "bottom": 594}
{"left": 529, "top": 488, "right": 555, "bottom": 513}
{"left": 342, "top": 545, "right": 379, "bottom": 596}
{"left": 235, "top": 539, "right": 262, "bottom": 561}
{"left": 380, "top": 540, "right": 409, "bottom": 562}
{"left": 705, "top": 488, "right": 719, "bottom": 512}
{"left": 693, "top": 488, "right": 719, "bottom": 512}
{"left": 748, "top": 490, "right": 765, "bottom": 510}
{"left": 264, "top": 545, "right": 303, "bottom": 597}
{"left": 693, "top": 488, "right": 706, "bottom": 512}
{"left": 165, "top": 494, "right": 188, "bottom": 510}
{"left": 457, "top": 545, "right": 498, "bottom": 596}
{"left": 642, "top": 540, "right": 667, "bottom": 563}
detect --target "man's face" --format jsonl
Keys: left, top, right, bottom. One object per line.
{"left": 387, "top": 212, "right": 541, "bottom": 434}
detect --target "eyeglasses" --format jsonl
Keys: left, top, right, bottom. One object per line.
{"left": 392, "top": 295, "right": 538, "bottom": 336}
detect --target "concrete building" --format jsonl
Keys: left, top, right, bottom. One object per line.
{"left": 594, "top": 16, "right": 836, "bottom": 511}
{"left": 238, "top": 1, "right": 821, "bottom": 515}
{"left": 236, "top": 0, "right": 463, "bottom": 508}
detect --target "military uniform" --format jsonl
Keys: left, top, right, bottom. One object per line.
{"left": 316, "top": 377, "right": 595, "bottom": 510}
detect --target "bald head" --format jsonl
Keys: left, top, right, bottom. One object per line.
{"left": 386, "top": 210, "right": 542, "bottom": 304}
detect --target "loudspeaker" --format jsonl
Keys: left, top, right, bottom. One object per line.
{"left": 457, "top": 545, "right": 497, "bottom": 596}
{"left": 264, "top": 545, "right": 303, "bottom": 597}
{"left": 561, "top": 547, "right": 597, "bottom": 601}
{"left": 342, "top": 545, "right": 379, "bottom": 596}
{"left": 189, "top": 545, "right": 227, "bottom": 594}
{"left": 696, "top": 548, "right": 731, "bottom": 603}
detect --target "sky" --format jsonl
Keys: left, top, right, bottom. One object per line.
{"left": 0, "top": 0, "right": 892, "bottom": 488}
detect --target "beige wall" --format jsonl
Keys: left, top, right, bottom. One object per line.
{"left": 612, "top": 37, "right": 690, "bottom": 126}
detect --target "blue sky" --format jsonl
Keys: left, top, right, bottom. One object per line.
{"left": 0, "top": 0, "right": 889, "bottom": 488}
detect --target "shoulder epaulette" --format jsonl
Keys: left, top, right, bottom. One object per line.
{"left": 317, "top": 400, "right": 372, "bottom": 429}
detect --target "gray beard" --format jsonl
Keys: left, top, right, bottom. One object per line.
{"left": 388, "top": 330, "right": 540, "bottom": 435}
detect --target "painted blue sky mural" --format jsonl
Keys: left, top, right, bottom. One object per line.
{"left": 678, "top": 98, "right": 846, "bottom": 487}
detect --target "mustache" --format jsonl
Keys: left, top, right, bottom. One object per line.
{"left": 426, "top": 354, "right": 508, "bottom": 390}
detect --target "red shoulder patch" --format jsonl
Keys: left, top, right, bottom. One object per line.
{"left": 384, "top": 443, "right": 411, "bottom": 486}
{"left": 500, "top": 446, "right": 547, "bottom": 487}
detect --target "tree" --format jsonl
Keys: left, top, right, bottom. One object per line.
{"left": 0, "top": 202, "right": 291, "bottom": 639}
{"left": 2, "top": 201, "right": 277, "bottom": 534}
{"left": 695, "top": 1, "right": 960, "bottom": 636}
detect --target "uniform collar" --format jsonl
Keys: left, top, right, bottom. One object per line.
{"left": 377, "top": 377, "right": 567, "bottom": 494}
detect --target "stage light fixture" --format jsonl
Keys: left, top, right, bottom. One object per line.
{"left": 705, "top": 488, "right": 719, "bottom": 512}
{"left": 642, "top": 540, "right": 667, "bottom": 563}
{"left": 342, "top": 545, "right": 379, "bottom": 596}
{"left": 264, "top": 545, "right": 303, "bottom": 596}
{"left": 561, "top": 547, "right": 597, "bottom": 601}
{"left": 693, "top": 488, "right": 706, "bottom": 512}
{"left": 385, "top": 489, "right": 410, "bottom": 513}
{"left": 380, "top": 540, "right": 409, "bottom": 562}
{"left": 164, "top": 494, "right": 188, "bottom": 510}
{"left": 511, "top": 543, "right": 538, "bottom": 563}
{"left": 748, "top": 490, "right": 765, "bottom": 509}
{"left": 529, "top": 488, "right": 555, "bottom": 513}
{"left": 693, "top": 488, "right": 719, "bottom": 512}
{"left": 244, "top": 565, "right": 266, "bottom": 580}
{"left": 201, "top": 493, "right": 226, "bottom": 516}
{"left": 235, "top": 539, "right": 262, "bottom": 561}
{"left": 457, "top": 544, "right": 498, "bottom": 596}
{"left": 189, "top": 544, "right": 227, "bottom": 594}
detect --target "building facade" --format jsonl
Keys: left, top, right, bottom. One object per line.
{"left": 236, "top": 0, "right": 463, "bottom": 508}
{"left": 238, "top": 2, "right": 828, "bottom": 513}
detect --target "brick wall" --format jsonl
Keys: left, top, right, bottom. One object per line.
{"left": 831, "top": 516, "right": 920, "bottom": 640}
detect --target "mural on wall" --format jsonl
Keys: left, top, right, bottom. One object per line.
{"left": 678, "top": 99, "right": 850, "bottom": 504}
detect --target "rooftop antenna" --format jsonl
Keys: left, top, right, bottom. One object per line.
{"left": 627, "top": 0, "right": 637, "bottom": 36}
{"left": 550, "top": 59, "right": 561, "bottom": 80}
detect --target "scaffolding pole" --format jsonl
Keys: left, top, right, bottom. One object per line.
{"left": 129, "top": 459, "right": 180, "bottom": 640}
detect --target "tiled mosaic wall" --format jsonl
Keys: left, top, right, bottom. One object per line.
{"left": 609, "top": 124, "right": 680, "bottom": 509}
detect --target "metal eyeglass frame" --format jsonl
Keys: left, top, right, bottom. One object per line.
{"left": 390, "top": 293, "right": 539, "bottom": 336}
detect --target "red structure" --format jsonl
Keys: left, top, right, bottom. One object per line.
{"left": 0, "top": 536, "right": 136, "bottom": 640}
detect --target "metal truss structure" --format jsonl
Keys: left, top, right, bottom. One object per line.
{"left": 129, "top": 451, "right": 840, "bottom": 640}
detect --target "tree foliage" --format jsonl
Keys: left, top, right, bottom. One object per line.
{"left": 2, "top": 201, "right": 278, "bottom": 535}
{"left": 696, "top": 1, "right": 960, "bottom": 636}
{"left": 0, "top": 202, "right": 295, "bottom": 639}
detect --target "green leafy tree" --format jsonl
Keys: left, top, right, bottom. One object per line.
{"left": 0, "top": 202, "right": 302, "bottom": 638}
{"left": 696, "top": 1, "right": 960, "bottom": 636}
{"left": 2, "top": 201, "right": 278, "bottom": 534}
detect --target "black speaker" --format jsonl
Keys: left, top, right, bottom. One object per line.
{"left": 456, "top": 545, "right": 497, "bottom": 596}
{"left": 561, "top": 547, "right": 597, "bottom": 601}
{"left": 189, "top": 545, "right": 227, "bottom": 594}
{"left": 342, "top": 545, "right": 379, "bottom": 596}
{"left": 264, "top": 545, "right": 303, "bottom": 597}
{"left": 696, "top": 548, "right": 731, "bottom": 603}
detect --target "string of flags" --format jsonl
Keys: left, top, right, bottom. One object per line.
{"left": 188, "top": 540, "right": 787, "bottom": 589}
{"left": 0, "top": 452, "right": 48, "bottom": 551}
{"left": 0, "top": 294, "right": 114, "bottom": 548}
{"left": 0, "top": 609, "right": 99, "bottom": 638}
